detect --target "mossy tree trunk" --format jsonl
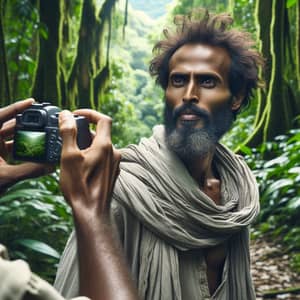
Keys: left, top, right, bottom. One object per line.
{"left": 0, "top": 0, "right": 11, "bottom": 105}
{"left": 245, "top": 0, "right": 300, "bottom": 147}
{"left": 31, "top": 0, "right": 64, "bottom": 106}
{"left": 30, "top": 0, "right": 117, "bottom": 110}
{"left": 296, "top": 0, "right": 300, "bottom": 90}
{"left": 67, "top": 0, "right": 117, "bottom": 110}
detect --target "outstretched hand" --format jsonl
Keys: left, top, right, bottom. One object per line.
{"left": 0, "top": 99, "right": 53, "bottom": 193}
{"left": 59, "top": 109, "right": 121, "bottom": 218}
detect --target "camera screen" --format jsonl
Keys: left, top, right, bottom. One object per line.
{"left": 14, "top": 130, "right": 46, "bottom": 159}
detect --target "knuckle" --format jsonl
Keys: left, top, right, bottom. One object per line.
{"left": 102, "top": 140, "right": 113, "bottom": 152}
{"left": 100, "top": 115, "right": 112, "bottom": 125}
{"left": 61, "top": 149, "right": 83, "bottom": 163}
{"left": 60, "top": 123, "right": 77, "bottom": 136}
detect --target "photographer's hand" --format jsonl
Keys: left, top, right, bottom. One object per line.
{"left": 0, "top": 99, "right": 54, "bottom": 193}
{"left": 59, "top": 109, "right": 138, "bottom": 300}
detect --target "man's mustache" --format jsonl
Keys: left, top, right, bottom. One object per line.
{"left": 172, "top": 103, "right": 211, "bottom": 123}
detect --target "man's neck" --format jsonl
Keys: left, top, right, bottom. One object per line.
{"left": 181, "top": 148, "right": 217, "bottom": 188}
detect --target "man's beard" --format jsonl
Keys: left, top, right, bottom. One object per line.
{"left": 164, "top": 100, "right": 234, "bottom": 161}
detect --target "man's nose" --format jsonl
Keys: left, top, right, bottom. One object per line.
{"left": 182, "top": 80, "right": 199, "bottom": 103}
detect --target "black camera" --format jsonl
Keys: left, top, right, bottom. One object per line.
{"left": 13, "top": 103, "right": 92, "bottom": 163}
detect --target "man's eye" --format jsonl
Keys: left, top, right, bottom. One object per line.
{"left": 200, "top": 77, "right": 217, "bottom": 88}
{"left": 171, "top": 75, "right": 185, "bottom": 86}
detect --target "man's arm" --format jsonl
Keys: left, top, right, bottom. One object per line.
{"left": 59, "top": 109, "right": 138, "bottom": 300}
{"left": 0, "top": 99, "right": 53, "bottom": 193}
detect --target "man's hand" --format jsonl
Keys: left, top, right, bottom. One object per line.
{"left": 59, "top": 109, "right": 121, "bottom": 217}
{"left": 0, "top": 99, "right": 53, "bottom": 193}
{"left": 59, "top": 109, "right": 138, "bottom": 300}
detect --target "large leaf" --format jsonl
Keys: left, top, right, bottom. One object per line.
{"left": 288, "top": 197, "right": 300, "bottom": 210}
{"left": 261, "top": 178, "right": 294, "bottom": 198}
{"left": 288, "top": 167, "right": 300, "bottom": 174}
{"left": 14, "top": 239, "right": 60, "bottom": 259}
{"left": 263, "top": 155, "right": 289, "bottom": 168}
{"left": 0, "top": 189, "right": 51, "bottom": 204}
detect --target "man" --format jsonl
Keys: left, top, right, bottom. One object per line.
{"left": 55, "top": 9, "right": 263, "bottom": 300}
{"left": 0, "top": 100, "right": 138, "bottom": 300}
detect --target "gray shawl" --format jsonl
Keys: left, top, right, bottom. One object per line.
{"left": 113, "top": 125, "right": 260, "bottom": 299}
{"left": 54, "top": 125, "right": 260, "bottom": 299}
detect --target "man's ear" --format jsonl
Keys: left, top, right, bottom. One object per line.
{"left": 231, "top": 94, "right": 244, "bottom": 111}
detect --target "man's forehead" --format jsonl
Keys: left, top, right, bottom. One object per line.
{"left": 169, "top": 43, "right": 231, "bottom": 74}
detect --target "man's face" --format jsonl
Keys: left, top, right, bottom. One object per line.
{"left": 164, "top": 43, "right": 241, "bottom": 160}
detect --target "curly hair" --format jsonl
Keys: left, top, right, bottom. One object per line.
{"left": 149, "top": 9, "right": 264, "bottom": 113}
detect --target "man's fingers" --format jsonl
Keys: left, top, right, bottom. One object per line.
{"left": 0, "top": 119, "right": 16, "bottom": 140}
{"left": 5, "top": 140, "right": 13, "bottom": 154}
{"left": 73, "top": 109, "right": 113, "bottom": 149}
{"left": 0, "top": 136, "right": 8, "bottom": 159}
{"left": 59, "top": 110, "right": 79, "bottom": 152}
{"left": 73, "top": 109, "right": 106, "bottom": 125}
{"left": 0, "top": 98, "right": 34, "bottom": 127}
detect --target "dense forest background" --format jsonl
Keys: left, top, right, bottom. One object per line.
{"left": 0, "top": 0, "right": 299, "bottom": 292}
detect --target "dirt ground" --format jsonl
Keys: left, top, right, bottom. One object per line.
{"left": 251, "top": 237, "right": 300, "bottom": 300}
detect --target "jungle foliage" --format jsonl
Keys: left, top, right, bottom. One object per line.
{"left": 0, "top": 172, "right": 71, "bottom": 282}
{"left": 244, "top": 129, "right": 300, "bottom": 272}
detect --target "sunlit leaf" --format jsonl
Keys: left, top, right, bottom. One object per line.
{"left": 263, "top": 156, "right": 289, "bottom": 168}
{"left": 14, "top": 239, "right": 60, "bottom": 259}
{"left": 0, "top": 189, "right": 51, "bottom": 204}
{"left": 239, "top": 144, "right": 252, "bottom": 155}
{"left": 288, "top": 167, "right": 300, "bottom": 174}
{"left": 262, "top": 179, "right": 294, "bottom": 198}
{"left": 288, "top": 197, "right": 300, "bottom": 210}
{"left": 286, "top": 0, "right": 297, "bottom": 8}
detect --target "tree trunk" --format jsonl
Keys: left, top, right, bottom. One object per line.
{"left": 296, "top": 0, "right": 300, "bottom": 91}
{"left": 67, "top": 0, "right": 117, "bottom": 110}
{"left": 0, "top": 0, "right": 11, "bottom": 105}
{"left": 31, "top": 0, "right": 63, "bottom": 106}
{"left": 245, "top": 0, "right": 300, "bottom": 147}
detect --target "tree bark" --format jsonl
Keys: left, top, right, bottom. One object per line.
{"left": 31, "top": 0, "right": 63, "bottom": 106}
{"left": 245, "top": 0, "right": 300, "bottom": 147}
{"left": 67, "top": 0, "right": 117, "bottom": 110}
{"left": 0, "top": 0, "right": 11, "bottom": 105}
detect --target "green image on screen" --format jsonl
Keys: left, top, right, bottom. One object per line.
{"left": 15, "top": 131, "right": 46, "bottom": 159}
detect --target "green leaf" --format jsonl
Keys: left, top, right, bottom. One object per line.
{"left": 15, "top": 239, "right": 60, "bottom": 259}
{"left": 239, "top": 144, "right": 252, "bottom": 155}
{"left": 286, "top": 0, "right": 297, "bottom": 8}
{"left": 259, "top": 222, "right": 271, "bottom": 233}
{"left": 262, "top": 178, "right": 294, "bottom": 198}
{"left": 288, "top": 167, "right": 300, "bottom": 174}
{"left": 288, "top": 197, "right": 300, "bottom": 210}
{"left": 264, "top": 155, "right": 289, "bottom": 168}
{"left": 0, "top": 189, "right": 51, "bottom": 204}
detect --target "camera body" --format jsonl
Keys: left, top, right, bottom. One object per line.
{"left": 13, "top": 103, "right": 92, "bottom": 163}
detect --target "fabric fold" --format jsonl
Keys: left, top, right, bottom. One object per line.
{"left": 112, "top": 125, "right": 259, "bottom": 299}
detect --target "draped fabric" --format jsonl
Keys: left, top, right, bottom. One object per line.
{"left": 54, "top": 125, "right": 260, "bottom": 300}
{"left": 112, "top": 125, "right": 260, "bottom": 300}
{"left": 0, "top": 244, "right": 89, "bottom": 300}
